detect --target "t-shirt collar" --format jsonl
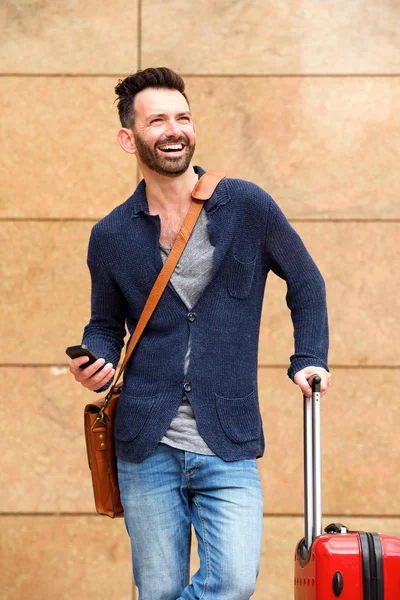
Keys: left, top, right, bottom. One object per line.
{"left": 129, "top": 165, "right": 228, "bottom": 218}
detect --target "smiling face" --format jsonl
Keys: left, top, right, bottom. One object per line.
{"left": 131, "top": 87, "right": 196, "bottom": 177}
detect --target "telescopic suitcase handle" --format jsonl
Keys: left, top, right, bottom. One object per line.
{"left": 303, "top": 375, "right": 322, "bottom": 552}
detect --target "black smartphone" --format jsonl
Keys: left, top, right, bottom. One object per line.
{"left": 65, "top": 344, "right": 103, "bottom": 370}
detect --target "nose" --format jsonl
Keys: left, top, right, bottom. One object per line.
{"left": 164, "top": 118, "right": 181, "bottom": 138}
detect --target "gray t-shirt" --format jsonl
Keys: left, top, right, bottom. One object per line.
{"left": 159, "top": 207, "right": 216, "bottom": 455}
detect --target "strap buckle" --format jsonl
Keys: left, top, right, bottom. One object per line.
{"left": 91, "top": 388, "right": 114, "bottom": 430}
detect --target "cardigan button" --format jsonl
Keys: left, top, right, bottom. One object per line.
{"left": 183, "top": 382, "right": 192, "bottom": 393}
{"left": 187, "top": 312, "right": 196, "bottom": 322}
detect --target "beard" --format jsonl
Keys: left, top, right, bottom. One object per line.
{"left": 133, "top": 131, "right": 196, "bottom": 177}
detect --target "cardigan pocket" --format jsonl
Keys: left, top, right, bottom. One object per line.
{"left": 227, "top": 256, "right": 256, "bottom": 299}
{"left": 114, "top": 391, "right": 156, "bottom": 442}
{"left": 215, "top": 388, "right": 261, "bottom": 443}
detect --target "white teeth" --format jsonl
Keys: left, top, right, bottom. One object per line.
{"left": 159, "top": 144, "right": 183, "bottom": 150}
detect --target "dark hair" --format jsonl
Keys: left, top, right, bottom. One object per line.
{"left": 114, "top": 67, "right": 189, "bottom": 129}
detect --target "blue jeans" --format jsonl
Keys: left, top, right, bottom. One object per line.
{"left": 117, "top": 443, "right": 264, "bottom": 600}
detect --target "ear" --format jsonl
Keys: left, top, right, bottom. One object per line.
{"left": 117, "top": 128, "right": 137, "bottom": 155}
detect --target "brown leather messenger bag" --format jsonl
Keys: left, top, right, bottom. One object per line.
{"left": 84, "top": 170, "right": 225, "bottom": 517}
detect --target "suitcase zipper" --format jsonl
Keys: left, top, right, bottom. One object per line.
{"left": 371, "top": 533, "right": 384, "bottom": 600}
{"left": 367, "top": 533, "right": 378, "bottom": 600}
{"left": 359, "top": 532, "right": 384, "bottom": 600}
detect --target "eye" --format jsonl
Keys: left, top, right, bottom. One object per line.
{"left": 179, "top": 116, "right": 190, "bottom": 122}
{"left": 150, "top": 118, "right": 162, "bottom": 124}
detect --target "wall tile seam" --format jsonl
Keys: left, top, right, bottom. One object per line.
{"left": 138, "top": 0, "right": 142, "bottom": 70}
{"left": 2, "top": 512, "right": 400, "bottom": 519}
{"left": 1, "top": 364, "right": 400, "bottom": 369}
{"left": 182, "top": 73, "right": 400, "bottom": 78}
{"left": 1, "top": 73, "right": 400, "bottom": 78}
{"left": 0, "top": 219, "right": 105, "bottom": 223}
{"left": 1, "top": 219, "right": 400, "bottom": 223}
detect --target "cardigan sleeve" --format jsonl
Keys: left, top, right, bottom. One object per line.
{"left": 82, "top": 227, "right": 127, "bottom": 392}
{"left": 264, "top": 196, "right": 329, "bottom": 380}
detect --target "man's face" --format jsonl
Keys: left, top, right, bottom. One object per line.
{"left": 131, "top": 87, "right": 196, "bottom": 177}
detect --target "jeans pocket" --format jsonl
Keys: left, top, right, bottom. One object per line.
{"left": 115, "top": 391, "right": 156, "bottom": 442}
{"left": 228, "top": 256, "right": 256, "bottom": 299}
{"left": 215, "top": 388, "right": 261, "bottom": 443}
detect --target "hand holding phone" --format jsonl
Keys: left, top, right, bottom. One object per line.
{"left": 66, "top": 344, "right": 115, "bottom": 391}
{"left": 66, "top": 344, "right": 101, "bottom": 369}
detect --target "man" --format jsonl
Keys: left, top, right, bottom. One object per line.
{"left": 70, "top": 67, "right": 331, "bottom": 600}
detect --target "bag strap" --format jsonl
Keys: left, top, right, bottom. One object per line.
{"left": 106, "top": 169, "right": 225, "bottom": 399}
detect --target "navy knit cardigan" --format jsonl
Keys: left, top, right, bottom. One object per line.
{"left": 82, "top": 166, "right": 329, "bottom": 463}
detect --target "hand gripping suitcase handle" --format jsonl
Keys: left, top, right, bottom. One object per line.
{"left": 304, "top": 375, "right": 322, "bottom": 552}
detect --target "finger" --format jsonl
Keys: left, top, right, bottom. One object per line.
{"left": 306, "top": 373, "right": 320, "bottom": 385}
{"left": 74, "top": 359, "right": 105, "bottom": 384}
{"left": 87, "top": 365, "right": 116, "bottom": 391}
{"left": 69, "top": 355, "right": 90, "bottom": 375}
{"left": 78, "top": 358, "right": 106, "bottom": 380}
{"left": 93, "top": 369, "right": 115, "bottom": 391}
{"left": 295, "top": 373, "right": 312, "bottom": 397}
{"left": 321, "top": 374, "right": 332, "bottom": 396}
{"left": 85, "top": 362, "right": 114, "bottom": 388}
{"left": 308, "top": 373, "right": 323, "bottom": 396}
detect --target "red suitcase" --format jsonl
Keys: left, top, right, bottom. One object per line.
{"left": 294, "top": 376, "right": 400, "bottom": 599}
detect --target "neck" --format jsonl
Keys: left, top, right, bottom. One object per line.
{"left": 140, "top": 163, "right": 199, "bottom": 215}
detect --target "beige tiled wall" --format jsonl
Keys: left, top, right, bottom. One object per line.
{"left": 1, "top": 516, "right": 133, "bottom": 600}
{"left": 2, "top": 367, "right": 399, "bottom": 517}
{"left": 2, "top": 76, "right": 400, "bottom": 219}
{"left": 1, "top": 2, "right": 399, "bottom": 599}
